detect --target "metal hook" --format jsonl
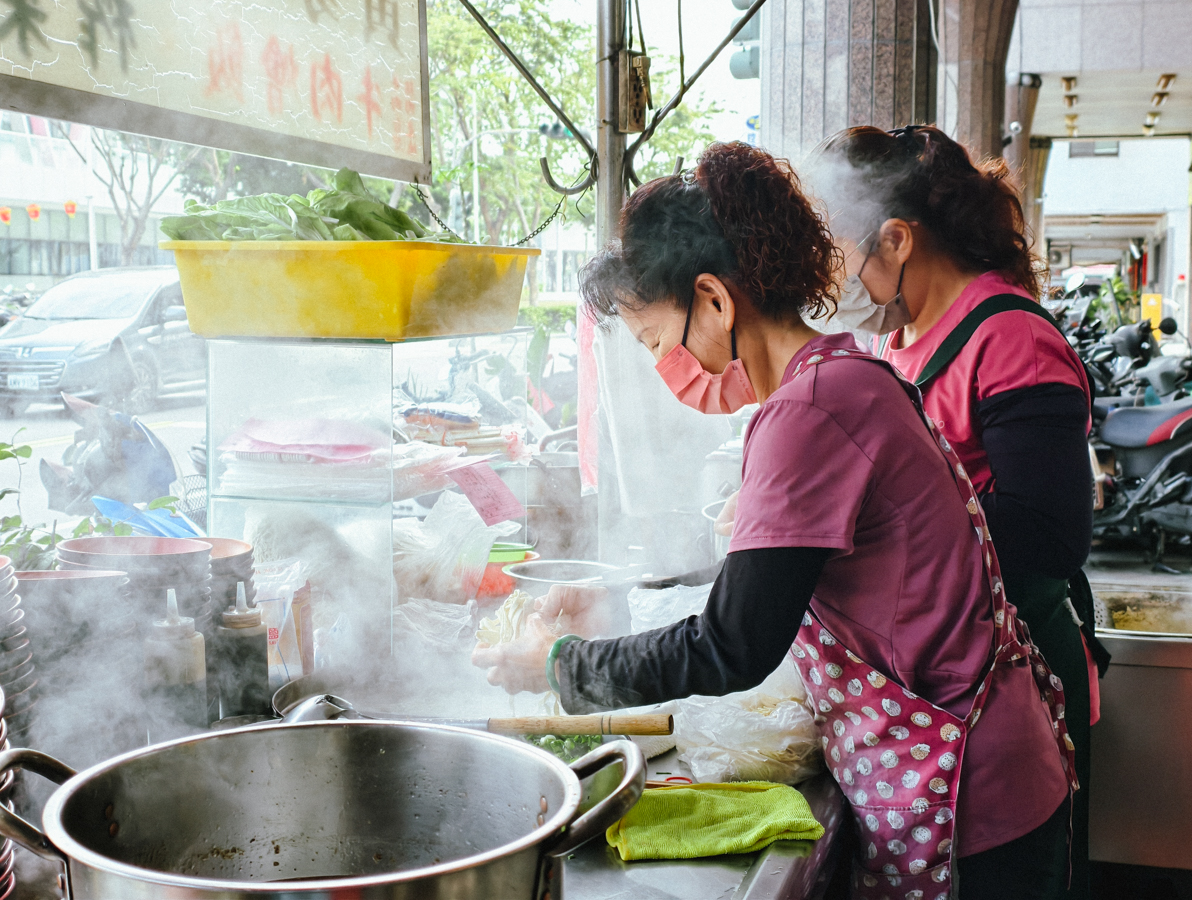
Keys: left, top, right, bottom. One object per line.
{"left": 541, "top": 156, "right": 597, "bottom": 196}
{"left": 623, "top": 149, "right": 685, "bottom": 189}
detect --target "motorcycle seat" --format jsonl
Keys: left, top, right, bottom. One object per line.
{"left": 1100, "top": 397, "right": 1192, "bottom": 448}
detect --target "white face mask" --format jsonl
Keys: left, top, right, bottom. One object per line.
{"left": 843, "top": 274, "right": 912, "bottom": 335}
{"left": 838, "top": 236, "right": 912, "bottom": 336}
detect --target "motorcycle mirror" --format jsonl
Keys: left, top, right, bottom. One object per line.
{"left": 1159, "top": 317, "right": 1178, "bottom": 335}
{"left": 1065, "top": 272, "right": 1086, "bottom": 293}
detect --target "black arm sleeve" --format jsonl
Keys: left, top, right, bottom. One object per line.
{"left": 977, "top": 382, "right": 1093, "bottom": 580}
{"left": 556, "top": 547, "right": 830, "bottom": 715}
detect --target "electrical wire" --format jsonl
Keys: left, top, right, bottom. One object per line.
{"left": 634, "top": 0, "right": 646, "bottom": 55}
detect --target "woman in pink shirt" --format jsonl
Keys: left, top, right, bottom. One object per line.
{"left": 814, "top": 125, "right": 1104, "bottom": 900}
{"left": 474, "top": 142, "right": 1075, "bottom": 899}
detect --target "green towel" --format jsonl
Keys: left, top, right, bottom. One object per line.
{"left": 605, "top": 781, "right": 824, "bottom": 861}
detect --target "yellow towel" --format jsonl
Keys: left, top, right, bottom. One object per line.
{"left": 605, "top": 781, "right": 824, "bottom": 861}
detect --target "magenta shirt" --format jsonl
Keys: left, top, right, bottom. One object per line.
{"left": 881, "top": 272, "right": 1090, "bottom": 494}
{"left": 730, "top": 331, "right": 1067, "bottom": 855}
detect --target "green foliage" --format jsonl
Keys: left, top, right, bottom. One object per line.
{"left": 161, "top": 170, "right": 457, "bottom": 243}
{"left": 518, "top": 303, "right": 577, "bottom": 334}
{"left": 1096, "top": 276, "right": 1140, "bottom": 328}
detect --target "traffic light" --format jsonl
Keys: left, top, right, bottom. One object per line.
{"left": 729, "top": 0, "right": 760, "bottom": 80}
{"left": 539, "top": 122, "right": 571, "bottom": 140}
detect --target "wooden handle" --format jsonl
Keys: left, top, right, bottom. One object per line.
{"left": 486, "top": 713, "right": 674, "bottom": 736}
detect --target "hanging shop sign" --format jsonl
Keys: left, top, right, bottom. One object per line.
{"left": 0, "top": 0, "right": 430, "bottom": 183}
{"left": 25, "top": 204, "right": 40, "bottom": 221}
{"left": 64, "top": 201, "right": 77, "bottom": 218}
{"left": 0, "top": 209, "right": 10, "bottom": 226}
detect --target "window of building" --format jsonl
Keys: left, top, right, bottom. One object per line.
{"left": 1068, "top": 141, "right": 1120, "bottom": 158}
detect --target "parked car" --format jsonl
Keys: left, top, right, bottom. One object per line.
{"left": 0, "top": 266, "right": 204, "bottom": 416}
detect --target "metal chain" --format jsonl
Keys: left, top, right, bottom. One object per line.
{"left": 409, "top": 185, "right": 464, "bottom": 240}
{"left": 408, "top": 183, "right": 587, "bottom": 248}
{"left": 512, "top": 194, "right": 568, "bottom": 247}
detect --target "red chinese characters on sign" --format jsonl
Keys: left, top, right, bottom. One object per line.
{"left": 310, "top": 52, "right": 343, "bottom": 124}
{"left": 25, "top": 204, "right": 40, "bottom": 221}
{"left": 261, "top": 35, "right": 299, "bottom": 116}
{"left": 356, "top": 66, "right": 382, "bottom": 139}
{"left": 206, "top": 22, "right": 244, "bottom": 102}
{"left": 64, "top": 201, "right": 77, "bottom": 218}
{"left": 390, "top": 74, "right": 420, "bottom": 157}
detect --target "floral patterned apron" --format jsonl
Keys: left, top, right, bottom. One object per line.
{"left": 784, "top": 346, "right": 1079, "bottom": 900}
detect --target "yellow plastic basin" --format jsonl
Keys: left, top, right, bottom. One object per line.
{"left": 162, "top": 240, "right": 539, "bottom": 341}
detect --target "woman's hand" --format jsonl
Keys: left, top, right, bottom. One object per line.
{"left": 714, "top": 490, "right": 739, "bottom": 537}
{"left": 535, "top": 584, "right": 612, "bottom": 638}
{"left": 472, "top": 614, "right": 561, "bottom": 695}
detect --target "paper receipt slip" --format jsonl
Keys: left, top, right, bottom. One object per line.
{"left": 447, "top": 461, "right": 525, "bottom": 526}
{"left": 605, "top": 781, "right": 824, "bottom": 861}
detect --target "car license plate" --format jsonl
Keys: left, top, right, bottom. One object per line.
{"left": 6, "top": 374, "right": 38, "bottom": 390}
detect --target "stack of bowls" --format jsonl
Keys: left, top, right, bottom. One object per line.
{"left": 56, "top": 537, "right": 213, "bottom": 637}
{"left": 205, "top": 538, "right": 256, "bottom": 611}
{"left": 0, "top": 684, "right": 14, "bottom": 899}
{"left": 15, "top": 569, "right": 133, "bottom": 681}
{"left": 0, "top": 558, "right": 34, "bottom": 741}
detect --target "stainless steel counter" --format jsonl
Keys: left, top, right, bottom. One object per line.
{"left": 563, "top": 753, "right": 846, "bottom": 900}
{"left": 1090, "top": 628, "right": 1192, "bottom": 871}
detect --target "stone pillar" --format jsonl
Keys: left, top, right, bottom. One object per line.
{"left": 760, "top": 0, "right": 936, "bottom": 163}
{"left": 935, "top": 0, "right": 1019, "bottom": 160}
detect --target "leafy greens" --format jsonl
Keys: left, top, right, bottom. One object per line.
{"left": 161, "top": 169, "right": 465, "bottom": 244}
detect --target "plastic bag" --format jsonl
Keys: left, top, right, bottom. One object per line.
{"left": 674, "top": 657, "right": 820, "bottom": 785}
{"left": 391, "top": 441, "right": 466, "bottom": 500}
{"left": 627, "top": 583, "right": 712, "bottom": 634}
{"left": 392, "top": 491, "right": 518, "bottom": 603}
{"left": 253, "top": 558, "right": 306, "bottom": 690}
{"left": 392, "top": 597, "right": 478, "bottom": 650}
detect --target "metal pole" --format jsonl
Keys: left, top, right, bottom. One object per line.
{"left": 86, "top": 129, "right": 98, "bottom": 270}
{"left": 596, "top": 0, "right": 625, "bottom": 246}
{"left": 472, "top": 92, "right": 482, "bottom": 244}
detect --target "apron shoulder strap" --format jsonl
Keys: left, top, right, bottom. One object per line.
{"left": 915, "top": 293, "right": 1058, "bottom": 389}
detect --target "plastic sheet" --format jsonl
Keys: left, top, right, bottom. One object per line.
{"left": 392, "top": 491, "right": 518, "bottom": 603}
{"left": 675, "top": 659, "right": 821, "bottom": 785}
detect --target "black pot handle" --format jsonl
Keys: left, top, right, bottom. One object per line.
{"left": 0, "top": 748, "right": 75, "bottom": 862}
{"left": 546, "top": 739, "right": 644, "bottom": 858}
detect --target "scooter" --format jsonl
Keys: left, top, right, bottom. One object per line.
{"left": 39, "top": 392, "right": 176, "bottom": 516}
{"left": 1093, "top": 395, "right": 1192, "bottom": 560}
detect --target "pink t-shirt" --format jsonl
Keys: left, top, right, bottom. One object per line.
{"left": 881, "top": 271, "right": 1090, "bottom": 494}
{"left": 730, "top": 331, "right": 1067, "bottom": 856}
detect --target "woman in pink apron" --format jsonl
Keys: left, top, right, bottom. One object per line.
{"left": 474, "top": 142, "right": 1076, "bottom": 899}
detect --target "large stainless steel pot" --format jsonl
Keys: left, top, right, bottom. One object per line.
{"left": 0, "top": 720, "right": 644, "bottom": 898}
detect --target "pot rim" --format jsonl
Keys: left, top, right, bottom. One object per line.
{"left": 40, "top": 719, "right": 585, "bottom": 892}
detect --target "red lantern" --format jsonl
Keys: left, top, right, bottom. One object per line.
{"left": 25, "top": 204, "right": 40, "bottom": 222}
{"left": 64, "top": 201, "right": 77, "bottom": 219}
{"left": 0, "top": 208, "right": 10, "bottom": 226}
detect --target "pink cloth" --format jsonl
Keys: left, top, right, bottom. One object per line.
{"left": 1084, "top": 634, "right": 1101, "bottom": 725}
{"left": 880, "top": 272, "right": 1090, "bottom": 494}
{"left": 730, "top": 332, "right": 1068, "bottom": 856}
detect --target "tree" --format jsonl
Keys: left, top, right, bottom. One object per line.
{"left": 175, "top": 150, "right": 337, "bottom": 205}
{"left": 422, "top": 0, "right": 718, "bottom": 301}
{"left": 68, "top": 129, "right": 201, "bottom": 266}
{"left": 162, "top": 0, "right": 721, "bottom": 275}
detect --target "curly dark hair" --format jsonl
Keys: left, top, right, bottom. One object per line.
{"left": 819, "top": 125, "right": 1041, "bottom": 298}
{"left": 580, "top": 142, "right": 840, "bottom": 326}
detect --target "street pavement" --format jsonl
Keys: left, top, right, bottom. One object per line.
{"left": 0, "top": 394, "right": 207, "bottom": 538}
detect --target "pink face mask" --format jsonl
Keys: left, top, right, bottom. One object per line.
{"left": 655, "top": 304, "right": 758, "bottom": 414}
